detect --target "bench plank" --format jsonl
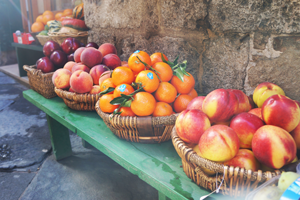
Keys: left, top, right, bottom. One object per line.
{"left": 23, "top": 89, "right": 242, "bottom": 200}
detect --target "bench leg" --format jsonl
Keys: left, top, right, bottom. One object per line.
{"left": 47, "top": 114, "right": 72, "bottom": 160}
{"left": 81, "top": 138, "right": 94, "bottom": 149}
{"left": 158, "top": 191, "right": 171, "bottom": 200}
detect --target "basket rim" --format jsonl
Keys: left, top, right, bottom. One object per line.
{"left": 23, "top": 65, "right": 54, "bottom": 77}
{"left": 95, "top": 99, "right": 179, "bottom": 122}
{"left": 54, "top": 87, "right": 101, "bottom": 102}
{"left": 48, "top": 31, "right": 88, "bottom": 37}
{"left": 170, "top": 126, "right": 300, "bottom": 182}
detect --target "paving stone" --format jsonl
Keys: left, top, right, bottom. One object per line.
{"left": 0, "top": 171, "right": 36, "bottom": 200}
{"left": 0, "top": 76, "right": 16, "bottom": 84}
{"left": 20, "top": 154, "right": 158, "bottom": 200}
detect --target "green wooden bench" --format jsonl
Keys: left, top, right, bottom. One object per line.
{"left": 23, "top": 89, "right": 242, "bottom": 200}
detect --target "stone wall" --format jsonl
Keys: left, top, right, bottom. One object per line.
{"left": 83, "top": 0, "right": 300, "bottom": 100}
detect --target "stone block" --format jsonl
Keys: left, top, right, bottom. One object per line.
{"left": 201, "top": 33, "right": 250, "bottom": 94}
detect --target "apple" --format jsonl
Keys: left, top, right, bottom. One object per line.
{"left": 262, "top": 94, "right": 300, "bottom": 132}
{"left": 252, "top": 125, "right": 297, "bottom": 169}
{"left": 253, "top": 82, "right": 285, "bottom": 108}
{"left": 36, "top": 57, "right": 56, "bottom": 73}
{"left": 230, "top": 112, "right": 264, "bottom": 149}
{"left": 50, "top": 50, "right": 67, "bottom": 68}
{"left": 67, "top": 53, "right": 74, "bottom": 62}
{"left": 175, "top": 109, "right": 211, "bottom": 144}
{"left": 202, "top": 89, "right": 239, "bottom": 123}
{"left": 61, "top": 37, "right": 82, "bottom": 55}
{"left": 86, "top": 42, "right": 99, "bottom": 49}
{"left": 43, "top": 40, "right": 61, "bottom": 57}
{"left": 224, "top": 149, "right": 261, "bottom": 171}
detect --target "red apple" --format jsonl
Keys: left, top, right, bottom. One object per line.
{"left": 176, "top": 109, "right": 211, "bottom": 144}
{"left": 37, "top": 57, "right": 56, "bottom": 73}
{"left": 224, "top": 149, "right": 261, "bottom": 171}
{"left": 61, "top": 37, "right": 82, "bottom": 55}
{"left": 50, "top": 50, "right": 67, "bottom": 68}
{"left": 262, "top": 94, "right": 300, "bottom": 132}
{"left": 67, "top": 54, "right": 74, "bottom": 62}
{"left": 86, "top": 42, "right": 99, "bottom": 49}
{"left": 230, "top": 112, "right": 264, "bottom": 149}
{"left": 43, "top": 40, "right": 61, "bottom": 57}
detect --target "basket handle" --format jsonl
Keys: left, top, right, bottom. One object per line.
{"left": 23, "top": 65, "right": 36, "bottom": 73}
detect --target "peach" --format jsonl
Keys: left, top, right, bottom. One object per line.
{"left": 202, "top": 89, "right": 239, "bottom": 123}
{"left": 80, "top": 48, "right": 103, "bottom": 68}
{"left": 262, "top": 94, "right": 300, "bottom": 132}
{"left": 72, "top": 63, "right": 90, "bottom": 73}
{"left": 98, "top": 43, "right": 117, "bottom": 57}
{"left": 99, "top": 71, "right": 112, "bottom": 86}
{"left": 252, "top": 125, "right": 297, "bottom": 169}
{"left": 290, "top": 123, "right": 300, "bottom": 149}
{"left": 52, "top": 68, "right": 71, "bottom": 90}
{"left": 89, "top": 85, "right": 101, "bottom": 94}
{"left": 74, "top": 47, "right": 86, "bottom": 63}
{"left": 70, "top": 70, "right": 93, "bottom": 94}
{"left": 199, "top": 125, "right": 239, "bottom": 162}
{"left": 248, "top": 108, "right": 263, "bottom": 120}
{"left": 224, "top": 149, "right": 261, "bottom": 171}
{"left": 230, "top": 112, "right": 264, "bottom": 149}
{"left": 253, "top": 82, "right": 285, "bottom": 108}
{"left": 186, "top": 96, "right": 205, "bottom": 111}
{"left": 63, "top": 61, "right": 76, "bottom": 72}
{"left": 227, "top": 89, "right": 251, "bottom": 113}
{"left": 69, "top": 87, "right": 76, "bottom": 93}
{"left": 102, "top": 54, "right": 122, "bottom": 70}
{"left": 89, "top": 64, "right": 108, "bottom": 85}
{"left": 175, "top": 109, "right": 211, "bottom": 144}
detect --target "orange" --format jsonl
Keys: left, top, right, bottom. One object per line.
{"left": 42, "top": 14, "right": 55, "bottom": 25}
{"left": 154, "top": 82, "right": 177, "bottom": 103}
{"left": 63, "top": 9, "right": 73, "bottom": 16}
{"left": 113, "top": 84, "right": 135, "bottom": 98}
{"left": 128, "top": 50, "right": 151, "bottom": 74}
{"left": 170, "top": 72, "right": 195, "bottom": 94}
{"left": 36, "top": 15, "right": 44, "bottom": 24}
{"left": 43, "top": 10, "right": 53, "bottom": 16}
{"left": 152, "top": 62, "right": 173, "bottom": 82}
{"left": 111, "top": 66, "right": 135, "bottom": 86}
{"left": 99, "top": 94, "right": 119, "bottom": 113}
{"left": 187, "top": 88, "right": 198, "bottom": 98}
{"left": 55, "top": 12, "right": 64, "bottom": 21}
{"left": 31, "top": 22, "right": 44, "bottom": 33}
{"left": 173, "top": 94, "right": 193, "bottom": 113}
{"left": 150, "top": 52, "right": 169, "bottom": 66}
{"left": 100, "top": 78, "right": 116, "bottom": 94}
{"left": 153, "top": 102, "right": 173, "bottom": 117}
{"left": 119, "top": 107, "right": 136, "bottom": 117}
{"left": 135, "top": 70, "right": 159, "bottom": 93}
{"left": 131, "top": 92, "right": 156, "bottom": 116}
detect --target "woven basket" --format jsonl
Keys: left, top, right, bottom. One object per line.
{"left": 48, "top": 31, "right": 88, "bottom": 45}
{"left": 23, "top": 65, "right": 57, "bottom": 99}
{"left": 36, "top": 35, "right": 51, "bottom": 46}
{"left": 95, "top": 100, "right": 178, "bottom": 143}
{"left": 55, "top": 87, "right": 101, "bottom": 111}
{"left": 171, "top": 127, "right": 300, "bottom": 197}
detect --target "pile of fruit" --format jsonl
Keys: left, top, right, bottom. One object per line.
{"left": 32, "top": 3, "right": 88, "bottom": 36}
{"left": 36, "top": 37, "right": 97, "bottom": 73}
{"left": 52, "top": 42, "right": 124, "bottom": 95}
{"left": 175, "top": 82, "right": 300, "bottom": 175}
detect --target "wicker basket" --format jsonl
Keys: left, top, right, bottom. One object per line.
{"left": 95, "top": 100, "right": 178, "bottom": 143}
{"left": 36, "top": 35, "right": 51, "bottom": 46}
{"left": 55, "top": 87, "right": 101, "bottom": 111}
{"left": 23, "top": 65, "right": 57, "bottom": 99}
{"left": 171, "top": 127, "right": 300, "bottom": 197}
{"left": 48, "top": 31, "right": 88, "bottom": 45}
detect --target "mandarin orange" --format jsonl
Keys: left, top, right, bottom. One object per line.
{"left": 154, "top": 82, "right": 177, "bottom": 103}
{"left": 135, "top": 70, "right": 159, "bottom": 93}
{"left": 152, "top": 102, "right": 173, "bottom": 117}
{"left": 119, "top": 107, "right": 136, "bottom": 117}
{"left": 111, "top": 66, "right": 135, "bottom": 86}
{"left": 187, "top": 88, "right": 198, "bottom": 98}
{"left": 113, "top": 84, "right": 135, "bottom": 98}
{"left": 100, "top": 78, "right": 116, "bottom": 94}
{"left": 152, "top": 62, "right": 173, "bottom": 82}
{"left": 150, "top": 52, "right": 169, "bottom": 66}
{"left": 99, "top": 94, "right": 119, "bottom": 113}
{"left": 131, "top": 92, "right": 156, "bottom": 116}
{"left": 173, "top": 94, "right": 193, "bottom": 113}
{"left": 128, "top": 50, "right": 151, "bottom": 74}
{"left": 170, "top": 72, "right": 195, "bottom": 94}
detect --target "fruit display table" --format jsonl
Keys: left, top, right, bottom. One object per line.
{"left": 11, "top": 43, "right": 44, "bottom": 77}
{"left": 23, "top": 89, "right": 244, "bottom": 200}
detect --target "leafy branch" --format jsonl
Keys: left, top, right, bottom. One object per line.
{"left": 100, "top": 87, "right": 115, "bottom": 95}
{"left": 161, "top": 53, "right": 189, "bottom": 82}
{"left": 136, "top": 56, "right": 162, "bottom": 82}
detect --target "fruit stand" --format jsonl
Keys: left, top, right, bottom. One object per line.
{"left": 23, "top": 89, "right": 243, "bottom": 200}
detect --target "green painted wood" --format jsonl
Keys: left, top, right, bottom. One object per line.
{"left": 158, "top": 191, "right": 171, "bottom": 200}
{"left": 46, "top": 114, "right": 73, "bottom": 160}
{"left": 23, "top": 89, "right": 245, "bottom": 200}
{"left": 81, "top": 139, "right": 95, "bottom": 149}
{"left": 12, "top": 43, "right": 44, "bottom": 77}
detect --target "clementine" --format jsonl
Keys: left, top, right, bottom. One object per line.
{"left": 173, "top": 94, "right": 193, "bottom": 113}
{"left": 153, "top": 102, "right": 173, "bottom": 117}
{"left": 152, "top": 62, "right": 173, "bottom": 82}
{"left": 119, "top": 107, "right": 136, "bottom": 117}
{"left": 42, "top": 14, "right": 55, "bottom": 25}
{"left": 63, "top": 9, "right": 73, "bottom": 16}
{"left": 131, "top": 92, "right": 156, "bottom": 116}
{"left": 111, "top": 67, "right": 135, "bottom": 86}
{"left": 128, "top": 50, "right": 151, "bottom": 74}
{"left": 187, "top": 88, "right": 198, "bottom": 98}
{"left": 113, "top": 84, "right": 135, "bottom": 98}
{"left": 99, "top": 94, "right": 119, "bottom": 113}
{"left": 171, "top": 72, "right": 195, "bottom": 94}
{"left": 154, "top": 82, "right": 177, "bottom": 103}
{"left": 150, "top": 52, "right": 168, "bottom": 66}
{"left": 100, "top": 78, "right": 116, "bottom": 94}
{"left": 36, "top": 15, "right": 44, "bottom": 24}
{"left": 31, "top": 22, "right": 44, "bottom": 32}
{"left": 55, "top": 12, "right": 64, "bottom": 21}
{"left": 135, "top": 70, "right": 159, "bottom": 93}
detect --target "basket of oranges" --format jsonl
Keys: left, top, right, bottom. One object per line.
{"left": 95, "top": 50, "right": 197, "bottom": 143}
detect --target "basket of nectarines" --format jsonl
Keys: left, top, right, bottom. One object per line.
{"left": 23, "top": 65, "right": 57, "bottom": 99}
{"left": 171, "top": 83, "right": 300, "bottom": 197}
{"left": 95, "top": 50, "right": 199, "bottom": 143}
